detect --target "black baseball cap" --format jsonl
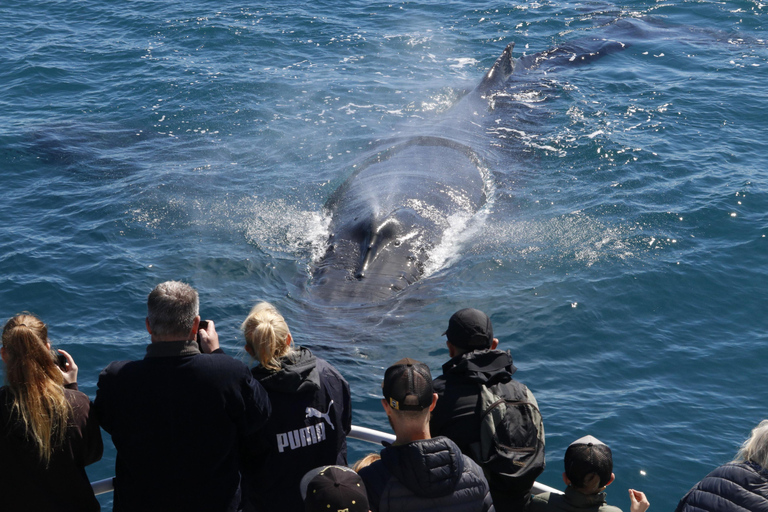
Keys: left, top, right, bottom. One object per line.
{"left": 443, "top": 308, "right": 493, "bottom": 350}
{"left": 382, "top": 358, "right": 433, "bottom": 411}
{"left": 300, "top": 465, "right": 369, "bottom": 512}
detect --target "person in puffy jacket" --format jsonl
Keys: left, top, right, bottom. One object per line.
{"left": 675, "top": 419, "right": 768, "bottom": 512}
{"left": 358, "top": 357, "right": 494, "bottom": 512}
{"left": 239, "top": 302, "right": 352, "bottom": 512}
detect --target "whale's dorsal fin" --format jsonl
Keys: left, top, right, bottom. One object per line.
{"left": 475, "top": 42, "right": 516, "bottom": 93}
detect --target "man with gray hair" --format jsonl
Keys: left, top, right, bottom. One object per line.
{"left": 95, "top": 281, "right": 271, "bottom": 512}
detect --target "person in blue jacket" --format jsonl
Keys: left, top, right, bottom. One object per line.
{"left": 239, "top": 301, "right": 352, "bottom": 512}
{"left": 675, "top": 419, "right": 768, "bottom": 512}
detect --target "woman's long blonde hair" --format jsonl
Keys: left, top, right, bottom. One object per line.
{"left": 241, "top": 302, "right": 294, "bottom": 372}
{"left": 2, "top": 314, "right": 71, "bottom": 465}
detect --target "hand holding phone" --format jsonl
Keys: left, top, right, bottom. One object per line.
{"left": 54, "top": 349, "right": 78, "bottom": 386}
{"left": 196, "top": 320, "right": 219, "bottom": 354}
{"left": 55, "top": 352, "right": 68, "bottom": 369}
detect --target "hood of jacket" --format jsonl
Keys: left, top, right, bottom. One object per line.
{"left": 381, "top": 436, "right": 465, "bottom": 499}
{"left": 252, "top": 345, "right": 320, "bottom": 394}
{"left": 441, "top": 348, "right": 517, "bottom": 387}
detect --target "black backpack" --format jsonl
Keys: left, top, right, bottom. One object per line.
{"left": 469, "top": 379, "right": 546, "bottom": 496}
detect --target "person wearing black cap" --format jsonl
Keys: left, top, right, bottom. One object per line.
{"left": 528, "top": 435, "right": 650, "bottom": 512}
{"left": 431, "top": 308, "right": 545, "bottom": 512}
{"left": 301, "top": 465, "right": 370, "bottom": 512}
{"left": 357, "top": 358, "right": 494, "bottom": 512}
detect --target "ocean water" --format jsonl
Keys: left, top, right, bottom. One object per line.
{"left": 1, "top": 0, "right": 767, "bottom": 509}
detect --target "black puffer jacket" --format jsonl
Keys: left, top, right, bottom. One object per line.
{"left": 358, "top": 436, "right": 494, "bottom": 512}
{"left": 675, "top": 461, "right": 768, "bottom": 512}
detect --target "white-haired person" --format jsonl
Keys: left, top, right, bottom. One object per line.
{"left": 239, "top": 302, "right": 352, "bottom": 512}
{"left": 0, "top": 313, "right": 103, "bottom": 511}
{"left": 675, "top": 420, "right": 768, "bottom": 512}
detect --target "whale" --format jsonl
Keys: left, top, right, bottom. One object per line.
{"left": 309, "top": 37, "right": 626, "bottom": 305}
{"left": 307, "top": 44, "right": 517, "bottom": 305}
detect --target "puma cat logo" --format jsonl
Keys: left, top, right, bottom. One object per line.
{"left": 305, "top": 400, "right": 335, "bottom": 430}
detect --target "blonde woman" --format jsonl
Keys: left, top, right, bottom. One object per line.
{"left": 240, "top": 302, "right": 352, "bottom": 512}
{"left": 0, "top": 313, "right": 103, "bottom": 511}
{"left": 675, "top": 420, "right": 768, "bottom": 512}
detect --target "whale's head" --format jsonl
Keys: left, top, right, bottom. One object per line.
{"left": 309, "top": 208, "right": 431, "bottom": 305}
{"left": 307, "top": 138, "right": 486, "bottom": 306}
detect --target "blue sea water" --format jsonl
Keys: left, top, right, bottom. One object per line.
{"left": 1, "top": 0, "right": 767, "bottom": 509}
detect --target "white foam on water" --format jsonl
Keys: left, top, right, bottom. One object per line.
{"left": 422, "top": 161, "right": 496, "bottom": 277}
{"left": 447, "top": 57, "right": 479, "bottom": 69}
{"left": 422, "top": 209, "right": 488, "bottom": 277}
{"left": 240, "top": 198, "right": 330, "bottom": 258}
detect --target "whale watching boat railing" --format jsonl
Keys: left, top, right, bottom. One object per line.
{"left": 90, "top": 425, "right": 560, "bottom": 496}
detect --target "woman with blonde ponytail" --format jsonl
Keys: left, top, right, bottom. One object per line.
{"left": 240, "top": 302, "right": 352, "bottom": 512}
{"left": 0, "top": 313, "right": 103, "bottom": 512}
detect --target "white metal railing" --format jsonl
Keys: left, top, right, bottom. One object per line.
{"left": 91, "top": 477, "right": 114, "bottom": 496}
{"left": 91, "top": 425, "right": 560, "bottom": 496}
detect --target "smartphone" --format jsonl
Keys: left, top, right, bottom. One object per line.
{"left": 51, "top": 349, "right": 67, "bottom": 369}
{"left": 197, "top": 320, "right": 209, "bottom": 352}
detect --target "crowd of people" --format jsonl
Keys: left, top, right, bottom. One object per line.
{"left": 1, "top": 280, "right": 766, "bottom": 512}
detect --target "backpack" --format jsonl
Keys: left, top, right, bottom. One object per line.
{"left": 469, "top": 379, "right": 546, "bottom": 496}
